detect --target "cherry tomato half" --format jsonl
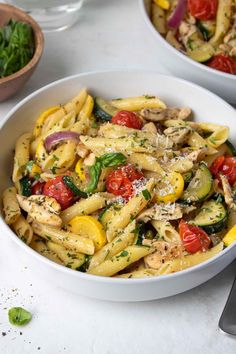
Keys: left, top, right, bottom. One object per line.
{"left": 43, "top": 176, "right": 74, "bottom": 210}
{"left": 207, "top": 55, "right": 236, "bottom": 75}
{"left": 111, "top": 110, "right": 142, "bottom": 130}
{"left": 211, "top": 156, "right": 236, "bottom": 186}
{"left": 105, "top": 165, "right": 144, "bottom": 200}
{"left": 187, "top": 0, "right": 218, "bottom": 21}
{"left": 179, "top": 219, "right": 211, "bottom": 254}
{"left": 32, "top": 181, "right": 45, "bottom": 195}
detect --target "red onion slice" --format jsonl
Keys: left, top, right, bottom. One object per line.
{"left": 167, "top": 0, "right": 186, "bottom": 29}
{"left": 44, "top": 131, "right": 80, "bottom": 152}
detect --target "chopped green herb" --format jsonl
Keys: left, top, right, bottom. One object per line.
{"left": 142, "top": 189, "right": 151, "bottom": 200}
{"left": 119, "top": 250, "right": 129, "bottom": 257}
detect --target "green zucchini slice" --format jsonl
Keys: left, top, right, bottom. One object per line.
{"left": 193, "top": 200, "right": 227, "bottom": 234}
{"left": 93, "top": 97, "right": 118, "bottom": 121}
{"left": 181, "top": 163, "right": 212, "bottom": 203}
{"left": 225, "top": 140, "right": 236, "bottom": 156}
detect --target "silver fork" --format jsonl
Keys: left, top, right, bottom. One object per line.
{"left": 219, "top": 275, "right": 236, "bottom": 335}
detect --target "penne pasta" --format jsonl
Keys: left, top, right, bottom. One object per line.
{"left": 3, "top": 187, "right": 21, "bottom": 224}
{"left": 110, "top": 95, "right": 166, "bottom": 111}
{"left": 32, "top": 222, "right": 95, "bottom": 255}
{"left": 88, "top": 245, "right": 154, "bottom": 277}
{"left": 12, "top": 215, "right": 33, "bottom": 245}
{"left": 47, "top": 241, "right": 86, "bottom": 270}
{"left": 12, "top": 133, "right": 31, "bottom": 183}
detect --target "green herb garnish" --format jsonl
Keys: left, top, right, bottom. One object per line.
{"left": 0, "top": 19, "right": 34, "bottom": 78}
{"left": 8, "top": 307, "right": 32, "bottom": 326}
{"left": 142, "top": 189, "right": 151, "bottom": 200}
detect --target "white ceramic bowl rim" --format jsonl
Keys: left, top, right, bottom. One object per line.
{"left": 1, "top": 69, "right": 236, "bottom": 286}
{"left": 139, "top": 0, "right": 236, "bottom": 80}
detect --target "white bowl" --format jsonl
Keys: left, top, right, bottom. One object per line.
{"left": 139, "top": 0, "right": 236, "bottom": 104}
{"left": 1, "top": 70, "right": 236, "bottom": 302}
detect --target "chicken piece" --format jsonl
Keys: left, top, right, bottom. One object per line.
{"left": 137, "top": 203, "right": 183, "bottom": 222}
{"left": 179, "top": 21, "right": 198, "bottom": 48}
{"left": 142, "top": 122, "right": 158, "bottom": 134}
{"left": 16, "top": 194, "right": 62, "bottom": 227}
{"left": 76, "top": 142, "right": 89, "bottom": 158}
{"left": 143, "top": 240, "right": 184, "bottom": 270}
{"left": 220, "top": 174, "right": 236, "bottom": 210}
{"left": 84, "top": 152, "right": 96, "bottom": 166}
{"left": 139, "top": 107, "right": 191, "bottom": 122}
{"left": 164, "top": 126, "right": 191, "bottom": 145}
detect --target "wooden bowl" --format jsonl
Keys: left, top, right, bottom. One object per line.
{"left": 0, "top": 4, "right": 44, "bottom": 102}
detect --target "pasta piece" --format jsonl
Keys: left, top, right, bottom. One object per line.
{"left": 116, "top": 268, "right": 159, "bottom": 278}
{"left": 12, "top": 133, "right": 31, "bottom": 183}
{"left": 61, "top": 194, "right": 106, "bottom": 224}
{"left": 87, "top": 245, "right": 154, "bottom": 277}
{"left": 31, "top": 236, "right": 63, "bottom": 264}
{"left": 151, "top": 220, "right": 181, "bottom": 243}
{"left": 41, "top": 89, "right": 87, "bottom": 135}
{"left": 88, "top": 221, "right": 136, "bottom": 270}
{"left": 188, "top": 131, "right": 217, "bottom": 155}
{"left": 117, "top": 242, "right": 224, "bottom": 278}
{"left": 156, "top": 242, "right": 224, "bottom": 275}
{"left": 32, "top": 222, "right": 95, "bottom": 255}
{"left": 151, "top": 3, "right": 167, "bottom": 35}
{"left": 12, "top": 215, "right": 33, "bottom": 245}
{"left": 110, "top": 95, "right": 166, "bottom": 111}
{"left": 106, "top": 178, "right": 155, "bottom": 242}
{"left": 41, "top": 141, "right": 77, "bottom": 173}
{"left": 80, "top": 136, "right": 156, "bottom": 156}
{"left": 128, "top": 153, "right": 164, "bottom": 175}
{"left": 3, "top": 187, "right": 21, "bottom": 224}
{"left": 210, "top": 0, "right": 232, "bottom": 46}
{"left": 70, "top": 95, "right": 94, "bottom": 134}
{"left": 47, "top": 241, "right": 86, "bottom": 270}
{"left": 98, "top": 123, "right": 173, "bottom": 149}
{"left": 16, "top": 195, "right": 62, "bottom": 227}
{"left": 197, "top": 123, "right": 229, "bottom": 148}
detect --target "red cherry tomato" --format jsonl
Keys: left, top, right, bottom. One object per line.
{"left": 32, "top": 181, "right": 45, "bottom": 195}
{"left": 43, "top": 176, "right": 74, "bottom": 210}
{"left": 207, "top": 55, "right": 236, "bottom": 75}
{"left": 179, "top": 219, "right": 211, "bottom": 254}
{"left": 105, "top": 165, "right": 143, "bottom": 200}
{"left": 187, "top": 0, "right": 218, "bottom": 20}
{"left": 211, "top": 156, "right": 236, "bottom": 186}
{"left": 111, "top": 110, "right": 142, "bottom": 130}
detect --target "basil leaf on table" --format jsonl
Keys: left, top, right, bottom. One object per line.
{"left": 8, "top": 307, "right": 32, "bottom": 326}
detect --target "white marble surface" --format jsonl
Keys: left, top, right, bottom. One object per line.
{"left": 0, "top": 0, "right": 236, "bottom": 353}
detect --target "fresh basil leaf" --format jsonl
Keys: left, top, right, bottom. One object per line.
{"left": 8, "top": 307, "right": 32, "bottom": 326}
{"left": 86, "top": 160, "right": 102, "bottom": 193}
{"left": 100, "top": 153, "right": 126, "bottom": 167}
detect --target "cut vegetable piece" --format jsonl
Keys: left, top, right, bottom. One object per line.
{"left": 193, "top": 200, "right": 227, "bottom": 234}
{"left": 223, "top": 225, "right": 236, "bottom": 246}
{"left": 155, "top": 172, "right": 184, "bottom": 203}
{"left": 186, "top": 32, "right": 215, "bottom": 62}
{"left": 225, "top": 140, "right": 236, "bottom": 156}
{"left": 93, "top": 97, "right": 118, "bottom": 121}
{"left": 68, "top": 216, "right": 106, "bottom": 251}
{"left": 181, "top": 163, "right": 212, "bottom": 203}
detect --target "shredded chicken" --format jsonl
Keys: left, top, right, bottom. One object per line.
{"left": 76, "top": 142, "right": 89, "bottom": 158}
{"left": 220, "top": 174, "right": 236, "bottom": 210}
{"left": 143, "top": 240, "right": 184, "bottom": 270}
{"left": 142, "top": 122, "right": 158, "bottom": 134}
{"left": 16, "top": 194, "right": 62, "bottom": 227}
{"left": 179, "top": 21, "right": 197, "bottom": 48}
{"left": 137, "top": 203, "right": 183, "bottom": 222}
{"left": 139, "top": 107, "right": 191, "bottom": 122}
{"left": 164, "top": 126, "right": 191, "bottom": 145}
{"left": 84, "top": 152, "right": 96, "bottom": 166}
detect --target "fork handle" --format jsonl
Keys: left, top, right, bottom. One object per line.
{"left": 219, "top": 276, "right": 236, "bottom": 335}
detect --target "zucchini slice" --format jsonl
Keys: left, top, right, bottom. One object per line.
{"left": 197, "top": 20, "right": 216, "bottom": 40}
{"left": 225, "top": 140, "right": 236, "bottom": 156}
{"left": 193, "top": 200, "right": 227, "bottom": 234}
{"left": 93, "top": 97, "right": 118, "bottom": 121}
{"left": 181, "top": 163, "right": 212, "bottom": 203}
{"left": 186, "top": 32, "right": 215, "bottom": 62}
